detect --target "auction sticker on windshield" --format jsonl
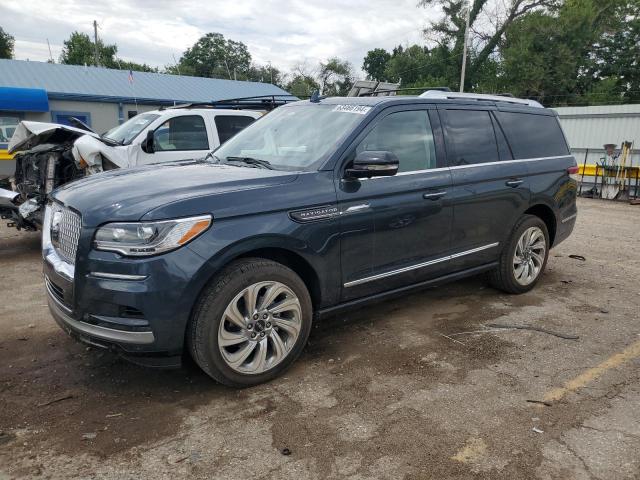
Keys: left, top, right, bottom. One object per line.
{"left": 332, "top": 105, "right": 372, "bottom": 114}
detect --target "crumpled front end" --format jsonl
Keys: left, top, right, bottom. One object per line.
{"left": 4, "top": 144, "right": 84, "bottom": 230}
{"left": 3, "top": 121, "right": 127, "bottom": 230}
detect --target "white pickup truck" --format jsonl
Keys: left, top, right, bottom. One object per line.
{"left": 10, "top": 107, "right": 262, "bottom": 171}
{"left": 1, "top": 107, "right": 263, "bottom": 229}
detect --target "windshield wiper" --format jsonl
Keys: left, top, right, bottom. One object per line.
{"left": 224, "top": 156, "right": 274, "bottom": 170}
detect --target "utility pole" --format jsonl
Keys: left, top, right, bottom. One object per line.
{"left": 172, "top": 53, "right": 181, "bottom": 75}
{"left": 46, "top": 39, "right": 54, "bottom": 63}
{"left": 459, "top": 1, "right": 471, "bottom": 93}
{"left": 268, "top": 61, "right": 273, "bottom": 84}
{"left": 93, "top": 20, "right": 100, "bottom": 66}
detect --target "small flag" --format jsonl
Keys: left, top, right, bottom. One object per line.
{"left": 128, "top": 70, "right": 134, "bottom": 84}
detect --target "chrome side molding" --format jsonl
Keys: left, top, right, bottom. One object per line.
{"left": 344, "top": 242, "right": 500, "bottom": 287}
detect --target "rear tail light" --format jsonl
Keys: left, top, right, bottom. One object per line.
{"left": 567, "top": 165, "right": 580, "bottom": 181}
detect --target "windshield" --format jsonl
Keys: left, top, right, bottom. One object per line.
{"left": 104, "top": 113, "right": 160, "bottom": 144}
{"left": 213, "top": 103, "right": 370, "bottom": 171}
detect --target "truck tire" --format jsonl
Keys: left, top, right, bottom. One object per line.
{"left": 487, "top": 215, "right": 550, "bottom": 294}
{"left": 188, "top": 258, "right": 312, "bottom": 387}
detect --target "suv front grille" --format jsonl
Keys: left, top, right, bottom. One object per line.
{"left": 51, "top": 205, "right": 82, "bottom": 265}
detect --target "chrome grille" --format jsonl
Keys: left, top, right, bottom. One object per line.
{"left": 51, "top": 205, "right": 81, "bottom": 264}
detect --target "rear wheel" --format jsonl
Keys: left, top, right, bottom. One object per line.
{"left": 487, "top": 215, "right": 550, "bottom": 294}
{"left": 188, "top": 258, "right": 312, "bottom": 387}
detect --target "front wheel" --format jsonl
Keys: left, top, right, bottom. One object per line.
{"left": 487, "top": 215, "right": 550, "bottom": 294}
{"left": 188, "top": 258, "right": 312, "bottom": 387}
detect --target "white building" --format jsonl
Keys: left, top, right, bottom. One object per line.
{"left": 555, "top": 104, "right": 640, "bottom": 169}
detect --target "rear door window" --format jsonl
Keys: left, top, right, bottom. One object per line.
{"left": 494, "top": 112, "right": 569, "bottom": 159}
{"left": 215, "top": 115, "right": 256, "bottom": 144}
{"left": 444, "top": 110, "right": 499, "bottom": 166}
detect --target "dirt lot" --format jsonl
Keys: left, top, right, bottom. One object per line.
{"left": 0, "top": 198, "right": 639, "bottom": 479}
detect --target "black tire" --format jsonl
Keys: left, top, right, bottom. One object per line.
{"left": 187, "top": 258, "right": 312, "bottom": 387}
{"left": 487, "top": 215, "right": 550, "bottom": 294}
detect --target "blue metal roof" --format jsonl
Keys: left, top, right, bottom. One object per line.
{"left": 0, "top": 59, "right": 293, "bottom": 105}
{"left": 0, "top": 86, "right": 49, "bottom": 112}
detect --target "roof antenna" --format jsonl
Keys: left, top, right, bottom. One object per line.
{"left": 310, "top": 90, "right": 321, "bottom": 103}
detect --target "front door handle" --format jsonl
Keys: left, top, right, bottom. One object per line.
{"left": 423, "top": 191, "right": 447, "bottom": 200}
{"left": 505, "top": 179, "right": 524, "bottom": 187}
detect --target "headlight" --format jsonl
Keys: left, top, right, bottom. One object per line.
{"left": 94, "top": 215, "right": 212, "bottom": 256}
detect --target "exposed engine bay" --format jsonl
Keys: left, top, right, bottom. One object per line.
{"left": 0, "top": 121, "right": 119, "bottom": 230}
{"left": 9, "top": 144, "right": 83, "bottom": 229}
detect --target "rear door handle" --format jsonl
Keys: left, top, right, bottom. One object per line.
{"left": 423, "top": 191, "right": 447, "bottom": 200}
{"left": 505, "top": 179, "right": 524, "bottom": 187}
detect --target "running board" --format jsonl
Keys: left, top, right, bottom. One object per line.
{"left": 315, "top": 262, "right": 498, "bottom": 321}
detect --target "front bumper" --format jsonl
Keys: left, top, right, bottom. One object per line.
{"left": 46, "top": 278, "right": 155, "bottom": 345}
{"left": 42, "top": 205, "right": 212, "bottom": 363}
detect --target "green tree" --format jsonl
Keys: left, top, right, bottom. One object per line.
{"left": 245, "top": 63, "right": 285, "bottom": 87}
{"left": 0, "top": 26, "right": 14, "bottom": 59}
{"left": 286, "top": 74, "right": 319, "bottom": 97}
{"left": 59, "top": 31, "right": 156, "bottom": 72}
{"left": 365, "top": 44, "right": 459, "bottom": 90}
{"left": 583, "top": 1, "right": 640, "bottom": 103}
{"left": 178, "top": 33, "right": 251, "bottom": 79}
{"left": 498, "top": 0, "right": 629, "bottom": 105}
{"left": 363, "top": 48, "right": 391, "bottom": 81}
{"left": 418, "top": 0, "right": 560, "bottom": 89}
{"left": 116, "top": 59, "right": 157, "bottom": 73}
{"left": 318, "top": 57, "right": 353, "bottom": 95}
{"left": 60, "top": 32, "right": 117, "bottom": 66}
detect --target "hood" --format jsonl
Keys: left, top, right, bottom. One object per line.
{"left": 9, "top": 121, "right": 100, "bottom": 153}
{"left": 51, "top": 162, "right": 298, "bottom": 226}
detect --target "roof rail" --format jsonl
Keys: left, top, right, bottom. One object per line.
{"left": 358, "top": 86, "right": 451, "bottom": 97}
{"left": 162, "top": 94, "right": 299, "bottom": 111}
{"left": 418, "top": 90, "right": 543, "bottom": 108}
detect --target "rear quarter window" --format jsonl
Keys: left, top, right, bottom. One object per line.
{"left": 494, "top": 111, "right": 569, "bottom": 159}
{"left": 215, "top": 115, "right": 256, "bottom": 144}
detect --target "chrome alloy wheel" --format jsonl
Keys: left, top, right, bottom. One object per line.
{"left": 218, "top": 281, "right": 302, "bottom": 374}
{"left": 513, "top": 226, "right": 546, "bottom": 286}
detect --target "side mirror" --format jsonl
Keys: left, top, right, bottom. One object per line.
{"left": 346, "top": 151, "right": 399, "bottom": 179}
{"left": 141, "top": 130, "right": 155, "bottom": 153}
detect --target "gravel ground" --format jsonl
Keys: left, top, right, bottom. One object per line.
{"left": 0, "top": 197, "right": 639, "bottom": 479}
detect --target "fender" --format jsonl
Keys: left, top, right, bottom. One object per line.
{"left": 186, "top": 231, "right": 340, "bottom": 309}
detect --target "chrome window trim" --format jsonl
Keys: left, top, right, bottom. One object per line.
{"left": 359, "top": 155, "right": 573, "bottom": 180}
{"left": 448, "top": 155, "right": 572, "bottom": 170}
{"left": 344, "top": 242, "right": 500, "bottom": 287}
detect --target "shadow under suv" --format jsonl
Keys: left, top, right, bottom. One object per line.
{"left": 43, "top": 91, "right": 578, "bottom": 387}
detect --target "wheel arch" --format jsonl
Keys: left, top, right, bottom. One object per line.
{"left": 234, "top": 247, "right": 322, "bottom": 309}
{"left": 190, "top": 235, "right": 325, "bottom": 315}
{"left": 523, "top": 203, "right": 557, "bottom": 246}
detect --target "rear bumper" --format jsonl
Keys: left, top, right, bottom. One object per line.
{"left": 554, "top": 211, "right": 577, "bottom": 247}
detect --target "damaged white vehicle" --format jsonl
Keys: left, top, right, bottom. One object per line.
{"left": 0, "top": 107, "right": 263, "bottom": 230}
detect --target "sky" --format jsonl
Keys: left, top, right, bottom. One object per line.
{"left": 0, "top": 0, "right": 440, "bottom": 78}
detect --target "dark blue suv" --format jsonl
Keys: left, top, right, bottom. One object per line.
{"left": 43, "top": 91, "right": 578, "bottom": 386}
